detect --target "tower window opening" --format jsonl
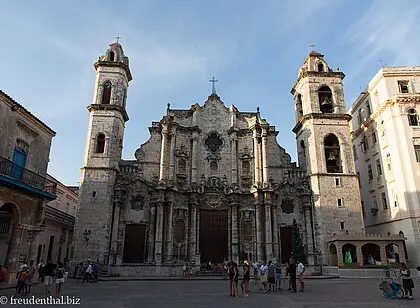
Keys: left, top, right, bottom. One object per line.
{"left": 324, "top": 134, "right": 342, "bottom": 173}
{"left": 109, "top": 51, "right": 115, "bottom": 62}
{"left": 340, "top": 222, "right": 344, "bottom": 230}
{"left": 318, "top": 86, "right": 333, "bottom": 113}
{"left": 95, "top": 133, "right": 106, "bottom": 153}
{"left": 296, "top": 94, "right": 303, "bottom": 117}
{"left": 101, "top": 81, "right": 112, "bottom": 105}
{"left": 408, "top": 109, "right": 419, "bottom": 126}
{"left": 398, "top": 80, "right": 409, "bottom": 93}
{"left": 318, "top": 63, "right": 324, "bottom": 72}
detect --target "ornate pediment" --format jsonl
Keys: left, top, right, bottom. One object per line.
{"left": 175, "top": 145, "right": 190, "bottom": 158}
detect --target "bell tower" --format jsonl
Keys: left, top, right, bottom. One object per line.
{"left": 73, "top": 42, "right": 132, "bottom": 264}
{"left": 291, "top": 50, "right": 364, "bottom": 264}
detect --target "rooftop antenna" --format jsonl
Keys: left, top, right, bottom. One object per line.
{"left": 309, "top": 44, "right": 316, "bottom": 51}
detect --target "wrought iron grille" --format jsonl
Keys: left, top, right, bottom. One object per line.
{"left": 0, "top": 155, "right": 57, "bottom": 195}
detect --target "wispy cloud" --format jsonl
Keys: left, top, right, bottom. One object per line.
{"left": 346, "top": 0, "right": 420, "bottom": 79}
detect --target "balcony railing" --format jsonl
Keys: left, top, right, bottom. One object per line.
{"left": 0, "top": 155, "right": 57, "bottom": 196}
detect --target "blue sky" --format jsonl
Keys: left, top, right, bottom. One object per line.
{"left": 1, "top": 0, "right": 420, "bottom": 185}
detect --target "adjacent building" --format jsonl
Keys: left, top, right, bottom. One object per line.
{"left": 37, "top": 174, "right": 78, "bottom": 265}
{"left": 349, "top": 67, "right": 420, "bottom": 266}
{"left": 0, "top": 90, "right": 56, "bottom": 282}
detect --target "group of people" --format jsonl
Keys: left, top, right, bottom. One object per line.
{"left": 222, "top": 254, "right": 305, "bottom": 298}
{"left": 15, "top": 258, "right": 68, "bottom": 296}
{"left": 73, "top": 259, "right": 99, "bottom": 283}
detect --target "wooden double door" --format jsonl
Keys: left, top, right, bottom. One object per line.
{"left": 199, "top": 210, "right": 228, "bottom": 263}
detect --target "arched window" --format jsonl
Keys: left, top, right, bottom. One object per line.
{"left": 109, "top": 51, "right": 115, "bottom": 62}
{"left": 318, "top": 63, "right": 324, "bottom": 72}
{"left": 95, "top": 133, "right": 106, "bottom": 153}
{"left": 101, "top": 81, "right": 112, "bottom": 105}
{"left": 408, "top": 109, "right": 419, "bottom": 126}
{"left": 324, "top": 134, "right": 342, "bottom": 173}
{"left": 318, "top": 86, "right": 333, "bottom": 113}
{"left": 178, "top": 159, "right": 186, "bottom": 174}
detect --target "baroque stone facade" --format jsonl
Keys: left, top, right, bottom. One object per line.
{"left": 73, "top": 44, "right": 404, "bottom": 276}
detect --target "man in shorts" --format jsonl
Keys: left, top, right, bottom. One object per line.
{"left": 267, "top": 261, "right": 276, "bottom": 292}
{"left": 43, "top": 259, "right": 56, "bottom": 294}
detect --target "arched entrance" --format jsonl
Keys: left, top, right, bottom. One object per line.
{"left": 362, "top": 243, "right": 381, "bottom": 265}
{"left": 342, "top": 243, "right": 357, "bottom": 264}
{"left": 0, "top": 205, "right": 14, "bottom": 268}
{"left": 385, "top": 243, "right": 400, "bottom": 263}
{"left": 329, "top": 243, "right": 338, "bottom": 266}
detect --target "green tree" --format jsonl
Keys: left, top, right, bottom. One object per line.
{"left": 292, "top": 219, "right": 307, "bottom": 264}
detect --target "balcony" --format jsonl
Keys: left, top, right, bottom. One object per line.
{"left": 0, "top": 155, "right": 56, "bottom": 200}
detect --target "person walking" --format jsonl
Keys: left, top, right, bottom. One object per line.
{"left": 63, "top": 259, "right": 70, "bottom": 283}
{"left": 297, "top": 260, "right": 305, "bottom": 292}
{"left": 55, "top": 262, "right": 65, "bottom": 296}
{"left": 275, "top": 260, "right": 283, "bottom": 291}
{"left": 183, "top": 259, "right": 190, "bottom": 279}
{"left": 267, "top": 261, "right": 276, "bottom": 292}
{"left": 93, "top": 260, "right": 99, "bottom": 283}
{"left": 228, "top": 262, "right": 234, "bottom": 296}
{"left": 16, "top": 266, "right": 27, "bottom": 295}
{"left": 37, "top": 259, "right": 45, "bottom": 283}
{"left": 43, "top": 259, "right": 56, "bottom": 294}
{"left": 289, "top": 256, "right": 297, "bottom": 293}
{"left": 400, "top": 263, "right": 414, "bottom": 300}
{"left": 232, "top": 262, "right": 239, "bottom": 298}
{"left": 260, "top": 261, "right": 268, "bottom": 292}
{"left": 25, "top": 261, "right": 35, "bottom": 295}
{"left": 241, "top": 261, "right": 250, "bottom": 297}
{"left": 84, "top": 260, "right": 92, "bottom": 283}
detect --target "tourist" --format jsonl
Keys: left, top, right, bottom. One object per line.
{"left": 232, "top": 262, "right": 239, "bottom": 297}
{"left": 25, "top": 261, "right": 35, "bottom": 295}
{"left": 289, "top": 255, "right": 297, "bottom": 293}
{"left": 43, "top": 259, "right": 56, "bottom": 294}
{"left": 222, "top": 259, "right": 228, "bottom": 279}
{"left": 400, "top": 263, "right": 414, "bottom": 300}
{"left": 0, "top": 265, "right": 5, "bottom": 282}
{"left": 285, "top": 261, "right": 292, "bottom": 290}
{"left": 260, "top": 261, "right": 268, "bottom": 292}
{"left": 56, "top": 262, "right": 65, "bottom": 296}
{"left": 76, "top": 262, "right": 84, "bottom": 283}
{"left": 37, "top": 259, "right": 45, "bottom": 282}
{"left": 93, "top": 259, "right": 99, "bottom": 283}
{"left": 16, "top": 265, "right": 27, "bottom": 295}
{"left": 228, "top": 262, "right": 234, "bottom": 296}
{"left": 275, "top": 260, "right": 283, "bottom": 291}
{"left": 84, "top": 260, "right": 92, "bottom": 283}
{"left": 183, "top": 259, "right": 190, "bottom": 279}
{"left": 297, "top": 260, "right": 305, "bottom": 292}
{"left": 64, "top": 259, "right": 70, "bottom": 283}
{"left": 241, "top": 260, "right": 250, "bottom": 297}
{"left": 253, "top": 261, "right": 259, "bottom": 283}
{"left": 267, "top": 261, "right": 276, "bottom": 291}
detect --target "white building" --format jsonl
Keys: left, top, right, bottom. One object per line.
{"left": 349, "top": 66, "right": 420, "bottom": 266}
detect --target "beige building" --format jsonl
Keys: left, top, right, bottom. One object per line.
{"left": 36, "top": 174, "right": 78, "bottom": 265}
{"left": 72, "top": 43, "right": 405, "bottom": 276}
{"left": 0, "top": 90, "right": 56, "bottom": 282}
{"left": 349, "top": 66, "right": 420, "bottom": 267}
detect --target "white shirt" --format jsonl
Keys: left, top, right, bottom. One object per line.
{"left": 260, "top": 265, "right": 268, "bottom": 275}
{"left": 86, "top": 264, "right": 92, "bottom": 273}
{"left": 297, "top": 263, "right": 305, "bottom": 275}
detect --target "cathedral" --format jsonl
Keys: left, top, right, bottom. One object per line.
{"left": 73, "top": 42, "right": 377, "bottom": 276}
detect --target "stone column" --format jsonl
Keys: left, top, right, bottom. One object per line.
{"left": 166, "top": 202, "right": 174, "bottom": 261}
{"left": 159, "top": 126, "right": 168, "bottom": 182}
{"left": 253, "top": 129, "right": 261, "bottom": 184}
{"left": 110, "top": 203, "right": 120, "bottom": 249}
{"left": 231, "top": 134, "right": 238, "bottom": 184}
{"left": 195, "top": 209, "right": 200, "bottom": 265}
{"left": 255, "top": 203, "right": 263, "bottom": 262}
{"left": 228, "top": 206, "right": 232, "bottom": 260}
{"left": 265, "top": 201, "right": 273, "bottom": 261}
{"left": 261, "top": 128, "right": 269, "bottom": 185}
{"left": 189, "top": 203, "right": 197, "bottom": 262}
{"left": 27, "top": 230, "right": 40, "bottom": 265}
{"left": 380, "top": 244, "right": 387, "bottom": 265}
{"left": 155, "top": 201, "right": 164, "bottom": 264}
{"left": 272, "top": 205, "right": 279, "bottom": 259}
{"left": 337, "top": 243, "right": 344, "bottom": 266}
{"left": 5, "top": 225, "right": 24, "bottom": 283}
{"left": 231, "top": 203, "right": 239, "bottom": 263}
{"left": 168, "top": 132, "right": 176, "bottom": 185}
{"left": 147, "top": 204, "right": 156, "bottom": 262}
{"left": 357, "top": 245, "right": 364, "bottom": 267}
{"left": 191, "top": 132, "right": 198, "bottom": 184}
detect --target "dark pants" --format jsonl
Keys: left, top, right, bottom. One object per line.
{"left": 290, "top": 274, "right": 297, "bottom": 292}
